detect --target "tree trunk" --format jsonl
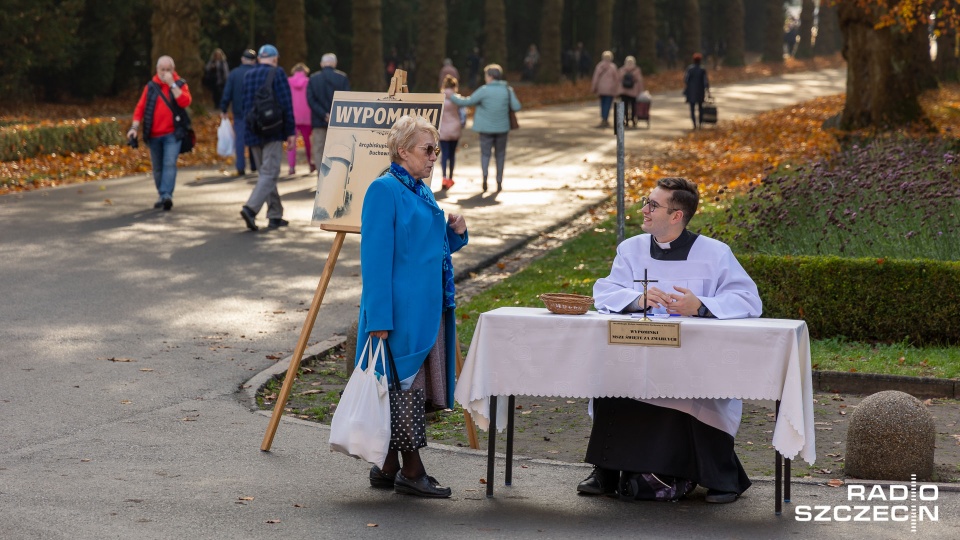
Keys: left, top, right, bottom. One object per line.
{"left": 813, "top": 1, "right": 841, "bottom": 56}
{"left": 635, "top": 0, "right": 657, "bottom": 74}
{"left": 794, "top": 0, "right": 815, "bottom": 59}
{"left": 537, "top": 0, "right": 564, "bottom": 83}
{"left": 484, "top": 0, "right": 507, "bottom": 68}
{"left": 352, "top": 0, "right": 384, "bottom": 92}
{"left": 837, "top": 3, "right": 925, "bottom": 129}
{"left": 151, "top": 0, "right": 203, "bottom": 93}
{"left": 935, "top": 28, "right": 959, "bottom": 82}
{"left": 761, "top": 0, "right": 783, "bottom": 63}
{"left": 275, "top": 0, "right": 307, "bottom": 72}
{"left": 594, "top": 0, "right": 614, "bottom": 57}
{"left": 413, "top": 0, "right": 447, "bottom": 92}
{"left": 721, "top": 0, "right": 746, "bottom": 67}
{"left": 679, "top": 0, "right": 701, "bottom": 64}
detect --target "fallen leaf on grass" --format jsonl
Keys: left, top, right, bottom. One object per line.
{"left": 817, "top": 468, "right": 832, "bottom": 474}
{"left": 297, "top": 390, "right": 323, "bottom": 396}
{"left": 826, "top": 479, "right": 844, "bottom": 487}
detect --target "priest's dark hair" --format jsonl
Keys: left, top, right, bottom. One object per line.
{"left": 658, "top": 177, "right": 699, "bottom": 226}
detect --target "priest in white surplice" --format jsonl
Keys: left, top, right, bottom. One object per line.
{"left": 579, "top": 177, "right": 762, "bottom": 504}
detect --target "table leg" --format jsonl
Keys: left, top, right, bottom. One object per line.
{"left": 775, "top": 400, "right": 782, "bottom": 515}
{"left": 785, "top": 458, "right": 791, "bottom": 503}
{"left": 486, "top": 396, "right": 498, "bottom": 498}
{"left": 506, "top": 395, "right": 515, "bottom": 486}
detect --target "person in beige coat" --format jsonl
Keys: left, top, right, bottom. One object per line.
{"left": 617, "top": 56, "right": 645, "bottom": 128}
{"left": 590, "top": 51, "right": 620, "bottom": 128}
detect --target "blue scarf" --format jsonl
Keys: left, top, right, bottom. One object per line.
{"left": 389, "top": 162, "right": 456, "bottom": 310}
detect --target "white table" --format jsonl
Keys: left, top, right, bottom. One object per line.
{"left": 455, "top": 307, "right": 817, "bottom": 513}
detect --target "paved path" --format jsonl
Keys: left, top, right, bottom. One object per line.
{"left": 6, "top": 68, "right": 957, "bottom": 539}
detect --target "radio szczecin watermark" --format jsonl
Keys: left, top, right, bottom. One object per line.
{"left": 796, "top": 475, "right": 938, "bottom": 533}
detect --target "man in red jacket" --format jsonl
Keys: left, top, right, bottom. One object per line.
{"left": 127, "top": 55, "right": 193, "bottom": 211}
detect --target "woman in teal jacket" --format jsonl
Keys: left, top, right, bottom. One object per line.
{"left": 449, "top": 63, "right": 521, "bottom": 192}
{"left": 358, "top": 115, "right": 468, "bottom": 498}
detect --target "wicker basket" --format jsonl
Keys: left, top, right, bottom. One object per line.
{"left": 539, "top": 293, "right": 594, "bottom": 315}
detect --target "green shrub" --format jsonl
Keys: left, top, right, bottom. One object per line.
{"left": 0, "top": 118, "right": 125, "bottom": 161}
{"left": 743, "top": 254, "right": 960, "bottom": 345}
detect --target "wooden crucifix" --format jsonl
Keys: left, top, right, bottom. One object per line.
{"left": 633, "top": 269, "right": 657, "bottom": 321}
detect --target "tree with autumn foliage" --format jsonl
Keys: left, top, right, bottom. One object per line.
{"left": 837, "top": 0, "right": 960, "bottom": 129}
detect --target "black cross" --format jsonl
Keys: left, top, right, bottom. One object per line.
{"left": 633, "top": 269, "right": 657, "bottom": 320}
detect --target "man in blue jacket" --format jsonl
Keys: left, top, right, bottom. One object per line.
{"left": 239, "top": 44, "right": 296, "bottom": 231}
{"left": 220, "top": 49, "right": 257, "bottom": 176}
{"left": 306, "top": 53, "right": 350, "bottom": 171}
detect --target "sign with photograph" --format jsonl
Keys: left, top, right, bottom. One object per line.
{"left": 311, "top": 91, "right": 444, "bottom": 232}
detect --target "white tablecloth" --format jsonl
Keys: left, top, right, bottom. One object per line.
{"left": 455, "top": 307, "right": 816, "bottom": 464}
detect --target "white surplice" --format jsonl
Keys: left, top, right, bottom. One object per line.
{"left": 592, "top": 233, "right": 763, "bottom": 436}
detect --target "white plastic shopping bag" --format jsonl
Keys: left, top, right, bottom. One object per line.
{"left": 216, "top": 117, "right": 234, "bottom": 157}
{"left": 329, "top": 337, "right": 391, "bottom": 467}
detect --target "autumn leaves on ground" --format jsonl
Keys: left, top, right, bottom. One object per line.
{"left": 1, "top": 54, "right": 853, "bottom": 196}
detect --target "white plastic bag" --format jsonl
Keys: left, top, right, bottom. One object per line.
{"left": 329, "top": 337, "right": 392, "bottom": 467}
{"left": 216, "top": 117, "right": 234, "bottom": 157}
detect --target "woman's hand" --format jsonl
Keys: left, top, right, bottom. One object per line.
{"left": 448, "top": 213, "right": 467, "bottom": 235}
{"left": 370, "top": 330, "right": 389, "bottom": 340}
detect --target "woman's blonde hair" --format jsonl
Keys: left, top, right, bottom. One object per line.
{"left": 290, "top": 62, "right": 310, "bottom": 76}
{"left": 441, "top": 74, "right": 459, "bottom": 90}
{"left": 388, "top": 115, "right": 439, "bottom": 162}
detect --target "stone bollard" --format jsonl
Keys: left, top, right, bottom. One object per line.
{"left": 845, "top": 390, "right": 936, "bottom": 481}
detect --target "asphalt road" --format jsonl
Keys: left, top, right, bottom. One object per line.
{"left": 4, "top": 67, "right": 957, "bottom": 539}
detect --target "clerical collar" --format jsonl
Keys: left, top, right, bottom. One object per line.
{"left": 650, "top": 229, "right": 698, "bottom": 261}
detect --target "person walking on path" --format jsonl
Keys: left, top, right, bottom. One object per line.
{"left": 220, "top": 49, "right": 257, "bottom": 176}
{"left": 287, "top": 63, "right": 314, "bottom": 175}
{"left": 618, "top": 56, "right": 645, "bottom": 128}
{"left": 203, "top": 49, "right": 230, "bottom": 108}
{"left": 591, "top": 51, "right": 620, "bottom": 128}
{"left": 359, "top": 115, "right": 468, "bottom": 498}
{"left": 683, "top": 53, "right": 710, "bottom": 129}
{"left": 307, "top": 53, "right": 350, "bottom": 173}
{"left": 126, "top": 55, "right": 192, "bottom": 211}
{"left": 239, "top": 45, "right": 296, "bottom": 231}
{"left": 437, "top": 58, "right": 460, "bottom": 90}
{"left": 438, "top": 75, "right": 463, "bottom": 190}
{"left": 449, "top": 64, "right": 521, "bottom": 193}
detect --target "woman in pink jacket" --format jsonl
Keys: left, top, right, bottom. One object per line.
{"left": 438, "top": 75, "right": 463, "bottom": 189}
{"left": 617, "top": 56, "right": 645, "bottom": 128}
{"left": 287, "top": 63, "right": 314, "bottom": 175}
{"left": 590, "top": 51, "right": 620, "bottom": 128}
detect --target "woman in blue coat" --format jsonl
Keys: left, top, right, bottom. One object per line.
{"left": 358, "top": 115, "right": 468, "bottom": 498}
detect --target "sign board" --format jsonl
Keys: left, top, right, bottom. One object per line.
{"left": 311, "top": 91, "right": 445, "bottom": 232}
{"left": 608, "top": 319, "right": 681, "bottom": 347}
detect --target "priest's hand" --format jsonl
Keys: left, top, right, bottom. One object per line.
{"left": 644, "top": 286, "right": 672, "bottom": 309}
{"left": 666, "top": 286, "right": 702, "bottom": 316}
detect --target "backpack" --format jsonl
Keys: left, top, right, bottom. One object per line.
{"left": 622, "top": 71, "right": 635, "bottom": 89}
{"left": 246, "top": 68, "right": 284, "bottom": 139}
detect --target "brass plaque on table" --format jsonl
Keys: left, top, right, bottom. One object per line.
{"left": 608, "top": 319, "right": 681, "bottom": 347}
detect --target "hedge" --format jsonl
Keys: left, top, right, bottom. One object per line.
{"left": 0, "top": 118, "right": 125, "bottom": 162}
{"left": 742, "top": 254, "right": 960, "bottom": 346}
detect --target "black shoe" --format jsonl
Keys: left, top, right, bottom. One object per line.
{"left": 496, "top": 181, "right": 502, "bottom": 192}
{"left": 153, "top": 200, "right": 164, "bottom": 209}
{"left": 162, "top": 198, "right": 173, "bottom": 211}
{"left": 235, "top": 169, "right": 245, "bottom": 177}
{"left": 369, "top": 466, "right": 396, "bottom": 489}
{"left": 577, "top": 467, "right": 619, "bottom": 496}
{"left": 482, "top": 179, "right": 488, "bottom": 192}
{"left": 240, "top": 206, "right": 258, "bottom": 231}
{"left": 268, "top": 218, "right": 289, "bottom": 229}
{"left": 394, "top": 471, "right": 451, "bottom": 498}
{"left": 705, "top": 489, "right": 739, "bottom": 504}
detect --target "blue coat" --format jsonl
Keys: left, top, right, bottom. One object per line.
{"left": 448, "top": 80, "right": 521, "bottom": 135}
{"left": 355, "top": 173, "right": 468, "bottom": 406}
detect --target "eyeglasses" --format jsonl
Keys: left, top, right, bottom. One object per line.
{"left": 416, "top": 144, "right": 441, "bottom": 156}
{"left": 640, "top": 197, "right": 677, "bottom": 213}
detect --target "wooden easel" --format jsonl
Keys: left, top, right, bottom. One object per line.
{"left": 260, "top": 69, "right": 479, "bottom": 452}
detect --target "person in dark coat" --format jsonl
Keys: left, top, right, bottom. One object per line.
{"left": 683, "top": 53, "right": 710, "bottom": 129}
{"left": 306, "top": 53, "right": 351, "bottom": 172}
{"left": 220, "top": 49, "right": 257, "bottom": 176}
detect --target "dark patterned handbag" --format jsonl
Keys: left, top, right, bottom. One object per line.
{"left": 619, "top": 472, "right": 697, "bottom": 502}
{"left": 384, "top": 341, "right": 427, "bottom": 452}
